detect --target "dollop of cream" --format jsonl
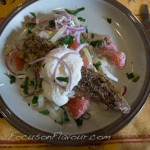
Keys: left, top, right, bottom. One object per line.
{"left": 40, "top": 48, "right": 83, "bottom": 106}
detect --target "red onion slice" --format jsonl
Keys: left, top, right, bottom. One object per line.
{"left": 29, "top": 55, "right": 72, "bottom": 91}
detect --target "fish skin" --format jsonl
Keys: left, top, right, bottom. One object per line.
{"left": 74, "top": 67, "right": 131, "bottom": 114}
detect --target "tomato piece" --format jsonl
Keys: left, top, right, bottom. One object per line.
{"left": 11, "top": 51, "right": 26, "bottom": 71}
{"left": 66, "top": 97, "right": 90, "bottom": 119}
{"left": 110, "top": 51, "right": 126, "bottom": 69}
{"left": 68, "top": 39, "right": 80, "bottom": 50}
{"left": 103, "top": 51, "right": 126, "bottom": 69}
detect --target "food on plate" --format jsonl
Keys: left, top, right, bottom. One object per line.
{"left": 4, "top": 7, "right": 131, "bottom": 126}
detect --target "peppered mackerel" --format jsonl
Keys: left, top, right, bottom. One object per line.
{"left": 74, "top": 67, "right": 131, "bottom": 113}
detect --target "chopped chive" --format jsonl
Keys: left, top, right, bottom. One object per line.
{"left": 39, "top": 109, "right": 49, "bottom": 115}
{"left": 65, "top": 7, "right": 85, "bottom": 15}
{"left": 30, "top": 12, "right": 36, "bottom": 19}
{"left": 56, "top": 77, "right": 69, "bottom": 82}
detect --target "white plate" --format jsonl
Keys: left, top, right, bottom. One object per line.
{"left": 0, "top": 0, "right": 150, "bottom": 145}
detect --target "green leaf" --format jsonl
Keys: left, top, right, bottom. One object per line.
{"left": 93, "top": 61, "right": 101, "bottom": 70}
{"left": 56, "top": 110, "right": 70, "bottom": 125}
{"left": 107, "top": 18, "right": 112, "bottom": 24}
{"left": 78, "top": 17, "right": 86, "bottom": 22}
{"left": 132, "top": 75, "right": 140, "bottom": 82}
{"left": 20, "top": 76, "right": 29, "bottom": 95}
{"left": 32, "top": 96, "right": 38, "bottom": 104}
{"left": 8, "top": 74, "right": 16, "bottom": 84}
{"left": 60, "top": 35, "right": 74, "bottom": 45}
{"left": 56, "top": 77, "right": 69, "bottom": 82}
{"left": 126, "top": 73, "right": 134, "bottom": 79}
{"left": 39, "top": 109, "right": 49, "bottom": 115}
{"left": 80, "top": 37, "right": 86, "bottom": 43}
{"left": 30, "top": 12, "right": 36, "bottom": 19}
{"left": 65, "top": 7, "right": 85, "bottom": 15}
{"left": 75, "top": 118, "right": 83, "bottom": 127}
{"left": 27, "top": 23, "right": 37, "bottom": 34}
{"left": 90, "top": 40, "right": 105, "bottom": 48}
{"left": 49, "top": 20, "right": 55, "bottom": 27}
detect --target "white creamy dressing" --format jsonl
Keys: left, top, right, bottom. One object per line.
{"left": 40, "top": 48, "right": 83, "bottom": 106}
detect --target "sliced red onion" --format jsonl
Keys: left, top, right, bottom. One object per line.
{"left": 67, "top": 26, "right": 86, "bottom": 32}
{"left": 74, "top": 31, "right": 81, "bottom": 43}
{"left": 120, "top": 85, "right": 127, "bottom": 96}
{"left": 29, "top": 54, "right": 72, "bottom": 91}
{"left": 75, "top": 43, "right": 89, "bottom": 53}
{"left": 53, "top": 51, "right": 79, "bottom": 91}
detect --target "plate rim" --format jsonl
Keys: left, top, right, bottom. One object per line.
{"left": 0, "top": 0, "right": 150, "bottom": 145}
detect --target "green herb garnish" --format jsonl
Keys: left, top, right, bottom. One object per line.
{"left": 49, "top": 19, "right": 55, "bottom": 27}
{"left": 93, "top": 61, "right": 101, "bottom": 70}
{"left": 39, "top": 109, "right": 49, "bottom": 115}
{"left": 126, "top": 73, "right": 135, "bottom": 79}
{"left": 107, "top": 18, "right": 112, "bottom": 24}
{"left": 132, "top": 75, "right": 140, "bottom": 82}
{"left": 80, "top": 37, "right": 86, "bottom": 43}
{"left": 90, "top": 40, "right": 105, "bottom": 48}
{"left": 78, "top": 17, "right": 86, "bottom": 22}
{"left": 56, "top": 77, "right": 69, "bottom": 82}
{"left": 56, "top": 110, "right": 70, "bottom": 125}
{"left": 32, "top": 96, "right": 38, "bottom": 105}
{"left": 27, "top": 23, "right": 37, "bottom": 34}
{"left": 30, "top": 12, "right": 36, "bottom": 19}
{"left": 126, "top": 72, "right": 140, "bottom": 82}
{"left": 60, "top": 35, "right": 74, "bottom": 45}
{"left": 20, "top": 76, "right": 29, "bottom": 95}
{"left": 65, "top": 7, "right": 85, "bottom": 15}
{"left": 8, "top": 74, "right": 16, "bottom": 84}
{"left": 42, "top": 63, "right": 46, "bottom": 68}
{"left": 75, "top": 118, "right": 83, "bottom": 127}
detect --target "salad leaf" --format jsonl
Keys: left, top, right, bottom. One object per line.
{"left": 8, "top": 74, "right": 16, "bottom": 84}
{"left": 60, "top": 35, "right": 74, "bottom": 45}
{"left": 65, "top": 7, "right": 85, "bottom": 15}
{"left": 39, "top": 109, "right": 49, "bottom": 115}
{"left": 56, "top": 77, "right": 69, "bottom": 82}
{"left": 126, "top": 73, "right": 134, "bottom": 79}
